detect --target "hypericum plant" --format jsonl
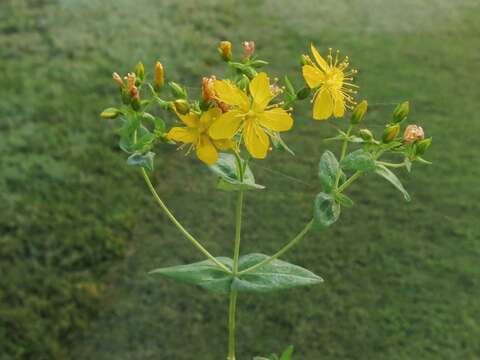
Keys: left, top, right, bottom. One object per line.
{"left": 101, "top": 40, "right": 432, "bottom": 359}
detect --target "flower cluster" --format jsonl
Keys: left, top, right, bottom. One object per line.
{"left": 101, "top": 39, "right": 432, "bottom": 176}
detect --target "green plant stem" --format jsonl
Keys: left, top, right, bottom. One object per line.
{"left": 337, "top": 171, "right": 362, "bottom": 193}
{"left": 140, "top": 168, "right": 230, "bottom": 273}
{"left": 227, "top": 190, "right": 244, "bottom": 360}
{"left": 238, "top": 219, "right": 314, "bottom": 276}
{"left": 335, "top": 125, "right": 353, "bottom": 188}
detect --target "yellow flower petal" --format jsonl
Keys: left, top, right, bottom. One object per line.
{"left": 213, "top": 139, "right": 233, "bottom": 151}
{"left": 310, "top": 44, "right": 329, "bottom": 72}
{"left": 213, "top": 80, "right": 249, "bottom": 111}
{"left": 313, "top": 88, "right": 333, "bottom": 120}
{"left": 176, "top": 112, "right": 199, "bottom": 128}
{"left": 258, "top": 107, "right": 293, "bottom": 132}
{"left": 243, "top": 122, "right": 269, "bottom": 159}
{"left": 249, "top": 72, "right": 273, "bottom": 111}
{"left": 302, "top": 65, "right": 324, "bottom": 89}
{"left": 196, "top": 135, "right": 218, "bottom": 165}
{"left": 333, "top": 92, "right": 345, "bottom": 118}
{"left": 208, "top": 110, "right": 244, "bottom": 140}
{"left": 200, "top": 107, "right": 223, "bottom": 128}
{"left": 166, "top": 127, "right": 198, "bottom": 143}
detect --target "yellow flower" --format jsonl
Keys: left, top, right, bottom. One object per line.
{"left": 302, "top": 44, "right": 358, "bottom": 120}
{"left": 166, "top": 107, "right": 231, "bottom": 165}
{"left": 208, "top": 72, "right": 293, "bottom": 159}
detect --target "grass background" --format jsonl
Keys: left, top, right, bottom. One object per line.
{"left": 1, "top": 0, "right": 479, "bottom": 359}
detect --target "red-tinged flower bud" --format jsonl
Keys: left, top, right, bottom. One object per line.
{"left": 382, "top": 123, "right": 400, "bottom": 143}
{"left": 403, "top": 124, "right": 425, "bottom": 144}
{"left": 242, "top": 40, "right": 255, "bottom": 58}
{"left": 112, "top": 72, "right": 124, "bottom": 88}
{"left": 201, "top": 75, "right": 216, "bottom": 101}
{"left": 130, "top": 85, "right": 141, "bottom": 110}
{"left": 218, "top": 41, "right": 232, "bottom": 61}
{"left": 127, "top": 72, "right": 136, "bottom": 91}
{"left": 154, "top": 62, "right": 164, "bottom": 91}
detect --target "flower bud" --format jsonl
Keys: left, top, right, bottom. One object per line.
{"left": 242, "top": 40, "right": 255, "bottom": 58}
{"left": 100, "top": 107, "right": 121, "bottom": 119}
{"left": 392, "top": 101, "right": 409, "bottom": 123}
{"left": 218, "top": 41, "right": 232, "bottom": 61}
{"left": 415, "top": 137, "right": 432, "bottom": 155}
{"left": 168, "top": 81, "right": 187, "bottom": 99}
{"left": 154, "top": 62, "right": 164, "bottom": 91}
{"left": 201, "top": 76, "right": 216, "bottom": 101}
{"left": 350, "top": 100, "right": 368, "bottom": 124}
{"left": 300, "top": 54, "right": 313, "bottom": 66}
{"left": 403, "top": 124, "right": 424, "bottom": 144}
{"left": 112, "top": 72, "right": 124, "bottom": 88}
{"left": 296, "top": 86, "right": 311, "bottom": 100}
{"left": 134, "top": 62, "right": 145, "bottom": 81}
{"left": 359, "top": 128, "right": 374, "bottom": 141}
{"left": 127, "top": 72, "right": 136, "bottom": 91}
{"left": 130, "top": 85, "right": 141, "bottom": 110}
{"left": 173, "top": 99, "right": 190, "bottom": 115}
{"left": 382, "top": 123, "right": 400, "bottom": 143}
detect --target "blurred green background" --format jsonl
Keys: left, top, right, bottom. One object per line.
{"left": 1, "top": 0, "right": 479, "bottom": 359}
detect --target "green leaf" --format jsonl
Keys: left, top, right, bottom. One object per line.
{"left": 284, "top": 75, "right": 295, "bottom": 96}
{"left": 375, "top": 164, "right": 411, "bottom": 201}
{"left": 280, "top": 346, "right": 294, "bottom": 360}
{"left": 341, "top": 149, "right": 376, "bottom": 172}
{"left": 318, "top": 150, "right": 340, "bottom": 192}
{"left": 271, "top": 133, "right": 295, "bottom": 156}
{"left": 150, "top": 254, "right": 321, "bottom": 294}
{"left": 335, "top": 192, "right": 354, "bottom": 208}
{"left": 127, "top": 151, "right": 155, "bottom": 171}
{"left": 250, "top": 59, "right": 269, "bottom": 68}
{"left": 209, "top": 153, "right": 264, "bottom": 191}
{"left": 232, "top": 254, "right": 323, "bottom": 293}
{"left": 149, "top": 258, "right": 233, "bottom": 293}
{"left": 313, "top": 192, "right": 341, "bottom": 231}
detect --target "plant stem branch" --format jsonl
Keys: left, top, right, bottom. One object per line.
{"left": 337, "top": 171, "right": 362, "bottom": 193}
{"left": 335, "top": 125, "right": 352, "bottom": 188}
{"left": 238, "top": 219, "right": 314, "bottom": 276}
{"left": 140, "top": 168, "right": 230, "bottom": 273}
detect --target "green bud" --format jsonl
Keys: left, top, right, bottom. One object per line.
{"left": 359, "top": 128, "right": 374, "bottom": 141}
{"left": 296, "top": 87, "right": 311, "bottom": 100}
{"left": 392, "top": 101, "right": 409, "bottom": 123}
{"left": 350, "top": 100, "right": 368, "bottom": 124}
{"left": 134, "top": 62, "right": 145, "bottom": 81}
{"left": 168, "top": 81, "right": 187, "bottom": 99}
{"left": 382, "top": 124, "right": 400, "bottom": 143}
{"left": 415, "top": 137, "right": 432, "bottom": 156}
{"left": 173, "top": 99, "right": 190, "bottom": 115}
{"left": 100, "top": 107, "right": 121, "bottom": 119}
